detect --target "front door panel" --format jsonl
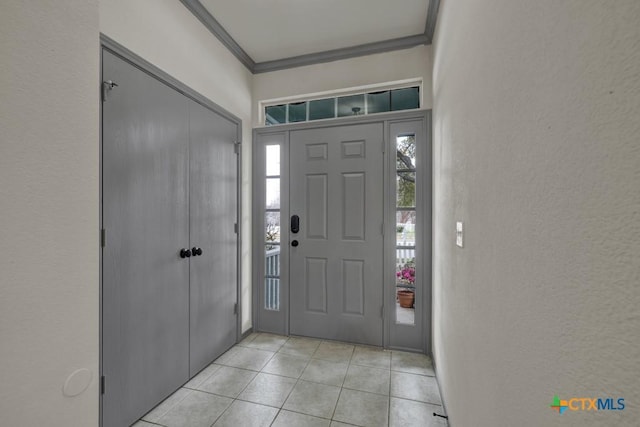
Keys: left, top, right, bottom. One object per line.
{"left": 289, "top": 124, "right": 384, "bottom": 346}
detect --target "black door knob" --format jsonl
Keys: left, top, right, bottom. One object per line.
{"left": 180, "top": 248, "right": 192, "bottom": 258}
{"left": 291, "top": 240, "right": 299, "bottom": 247}
{"left": 192, "top": 247, "right": 203, "bottom": 256}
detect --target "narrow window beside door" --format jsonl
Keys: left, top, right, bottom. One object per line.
{"left": 395, "top": 134, "right": 416, "bottom": 325}
{"left": 265, "top": 144, "right": 281, "bottom": 310}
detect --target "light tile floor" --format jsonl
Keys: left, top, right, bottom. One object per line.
{"left": 134, "top": 333, "right": 448, "bottom": 427}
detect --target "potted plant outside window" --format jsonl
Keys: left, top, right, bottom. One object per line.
{"left": 396, "top": 260, "right": 415, "bottom": 308}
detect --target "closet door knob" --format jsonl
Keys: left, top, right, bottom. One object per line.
{"left": 180, "top": 248, "right": 192, "bottom": 258}
{"left": 192, "top": 247, "right": 203, "bottom": 256}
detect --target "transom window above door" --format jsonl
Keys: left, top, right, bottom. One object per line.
{"left": 262, "top": 81, "right": 422, "bottom": 126}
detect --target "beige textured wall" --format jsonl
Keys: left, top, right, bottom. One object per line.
{"left": 432, "top": 0, "right": 640, "bottom": 425}
{"left": 0, "top": 1, "right": 100, "bottom": 425}
{"left": 100, "top": 0, "right": 255, "bottom": 333}
{"left": 252, "top": 45, "right": 433, "bottom": 127}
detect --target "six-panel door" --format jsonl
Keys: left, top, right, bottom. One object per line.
{"left": 289, "top": 124, "right": 384, "bottom": 346}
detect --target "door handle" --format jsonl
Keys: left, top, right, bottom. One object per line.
{"left": 180, "top": 248, "right": 192, "bottom": 258}
{"left": 291, "top": 215, "right": 300, "bottom": 234}
{"left": 291, "top": 240, "right": 299, "bottom": 247}
{"left": 192, "top": 247, "right": 203, "bottom": 256}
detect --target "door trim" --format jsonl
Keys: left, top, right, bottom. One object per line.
{"left": 385, "top": 117, "right": 432, "bottom": 354}
{"left": 254, "top": 109, "right": 428, "bottom": 134}
{"left": 100, "top": 34, "right": 242, "bottom": 126}
{"left": 253, "top": 110, "right": 431, "bottom": 354}
{"left": 99, "top": 34, "right": 243, "bottom": 426}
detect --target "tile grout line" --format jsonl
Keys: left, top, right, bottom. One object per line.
{"left": 253, "top": 335, "right": 302, "bottom": 427}
{"left": 191, "top": 374, "right": 442, "bottom": 412}
{"left": 269, "top": 337, "right": 320, "bottom": 425}
{"left": 141, "top": 386, "right": 193, "bottom": 425}
{"left": 205, "top": 396, "right": 232, "bottom": 427}
{"left": 230, "top": 334, "right": 290, "bottom": 424}
{"left": 329, "top": 343, "right": 356, "bottom": 423}
{"left": 271, "top": 336, "right": 310, "bottom": 425}
{"left": 227, "top": 334, "right": 285, "bottom": 426}
{"left": 211, "top": 333, "right": 288, "bottom": 427}
{"left": 140, "top": 420, "right": 169, "bottom": 427}
{"left": 142, "top": 334, "right": 441, "bottom": 427}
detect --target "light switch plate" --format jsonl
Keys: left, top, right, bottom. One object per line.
{"left": 456, "top": 221, "right": 463, "bottom": 247}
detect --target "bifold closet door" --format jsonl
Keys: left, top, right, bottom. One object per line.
{"left": 189, "top": 100, "right": 238, "bottom": 376}
{"left": 102, "top": 50, "right": 190, "bottom": 427}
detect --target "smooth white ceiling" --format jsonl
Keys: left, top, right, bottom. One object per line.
{"left": 201, "top": 0, "right": 429, "bottom": 63}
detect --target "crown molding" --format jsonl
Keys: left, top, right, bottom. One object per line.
{"left": 424, "top": 0, "right": 441, "bottom": 44}
{"left": 180, "top": 0, "right": 440, "bottom": 74}
{"left": 253, "top": 34, "right": 428, "bottom": 74}
{"left": 179, "top": 0, "right": 255, "bottom": 70}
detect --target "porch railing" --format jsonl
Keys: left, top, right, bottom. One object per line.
{"left": 264, "top": 246, "right": 416, "bottom": 310}
{"left": 265, "top": 247, "right": 280, "bottom": 310}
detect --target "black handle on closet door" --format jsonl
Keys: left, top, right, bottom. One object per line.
{"left": 192, "top": 247, "right": 203, "bottom": 256}
{"left": 180, "top": 248, "right": 192, "bottom": 258}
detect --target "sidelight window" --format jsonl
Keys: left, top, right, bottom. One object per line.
{"left": 265, "top": 144, "right": 281, "bottom": 310}
{"left": 395, "top": 134, "right": 416, "bottom": 325}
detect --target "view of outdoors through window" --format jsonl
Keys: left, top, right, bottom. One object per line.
{"left": 395, "top": 134, "right": 416, "bottom": 325}
{"left": 263, "top": 135, "right": 418, "bottom": 322}
{"left": 265, "top": 144, "right": 281, "bottom": 310}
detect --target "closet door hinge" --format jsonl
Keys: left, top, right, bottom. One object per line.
{"left": 234, "top": 223, "right": 238, "bottom": 234}
{"left": 101, "top": 229, "right": 106, "bottom": 247}
{"left": 381, "top": 223, "right": 385, "bottom": 236}
{"left": 234, "top": 303, "right": 238, "bottom": 314}
{"left": 101, "top": 80, "right": 118, "bottom": 102}
{"left": 100, "top": 376, "right": 105, "bottom": 395}
{"left": 234, "top": 142, "right": 241, "bottom": 154}
{"left": 381, "top": 305, "right": 385, "bottom": 318}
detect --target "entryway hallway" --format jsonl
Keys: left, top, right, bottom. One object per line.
{"left": 133, "top": 333, "right": 447, "bottom": 427}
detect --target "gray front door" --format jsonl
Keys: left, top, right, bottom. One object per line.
{"left": 289, "top": 123, "right": 384, "bottom": 346}
{"left": 188, "top": 99, "right": 238, "bottom": 376}
{"left": 102, "top": 50, "right": 190, "bottom": 427}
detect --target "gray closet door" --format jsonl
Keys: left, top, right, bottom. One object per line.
{"left": 189, "top": 100, "right": 238, "bottom": 376}
{"left": 289, "top": 123, "right": 384, "bottom": 346}
{"left": 102, "top": 51, "right": 190, "bottom": 427}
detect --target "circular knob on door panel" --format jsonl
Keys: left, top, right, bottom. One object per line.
{"left": 192, "top": 247, "right": 203, "bottom": 256}
{"left": 180, "top": 248, "right": 192, "bottom": 258}
{"left": 291, "top": 240, "right": 299, "bottom": 247}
